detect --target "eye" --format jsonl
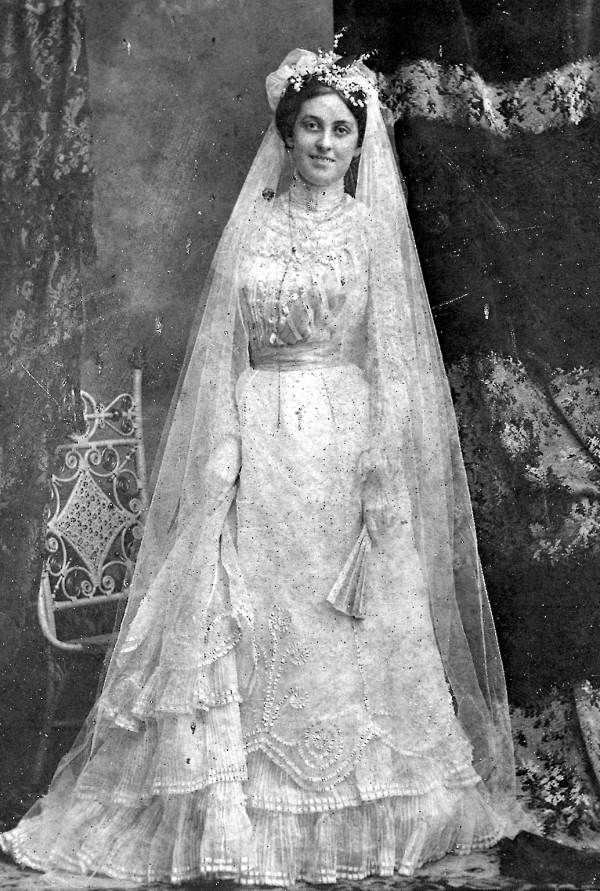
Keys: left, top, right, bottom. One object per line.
{"left": 335, "top": 125, "right": 350, "bottom": 135}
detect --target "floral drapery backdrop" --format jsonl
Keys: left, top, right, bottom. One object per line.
{"left": 0, "top": 0, "right": 93, "bottom": 818}
{"left": 382, "top": 55, "right": 600, "bottom": 136}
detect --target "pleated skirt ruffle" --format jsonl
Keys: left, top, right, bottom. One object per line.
{"left": 0, "top": 757, "right": 507, "bottom": 886}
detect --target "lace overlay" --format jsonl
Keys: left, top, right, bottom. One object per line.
{"left": 0, "top": 189, "right": 514, "bottom": 885}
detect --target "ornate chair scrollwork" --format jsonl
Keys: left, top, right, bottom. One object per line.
{"left": 34, "top": 369, "right": 147, "bottom": 783}
{"left": 38, "top": 370, "right": 147, "bottom": 651}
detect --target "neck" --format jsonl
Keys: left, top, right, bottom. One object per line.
{"left": 289, "top": 173, "right": 345, "bottom": 213}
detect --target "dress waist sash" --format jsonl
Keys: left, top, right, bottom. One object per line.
{"left": 251, "top": 341, "right": 344, "bottom": 371}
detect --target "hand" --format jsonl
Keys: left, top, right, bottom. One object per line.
{"left": 359, "top": 449, "right": 411, "bottom": 546}
{"left": 363, "top": 481, "right": 403, "bottom": 545}
{"left": 275, "top": 296, "right": 314, "bottom": 344}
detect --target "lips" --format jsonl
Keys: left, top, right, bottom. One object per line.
{"left": 310, "top": 155, "right": 335, "bottom": 163}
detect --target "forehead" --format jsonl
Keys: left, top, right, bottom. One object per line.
{"left": 298, "top": 92, "right": 357, "bottom": 125}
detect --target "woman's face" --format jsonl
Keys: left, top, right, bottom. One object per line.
{"left": 290, "top": 92, "right": 360, "bottom": 189}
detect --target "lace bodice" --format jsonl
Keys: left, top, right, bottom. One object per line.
{"left": 238, "top": 180, "right": 371, "bottom": 363}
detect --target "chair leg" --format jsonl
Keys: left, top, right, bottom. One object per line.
{"left": 31, "top": 645, "right": 67, "bottom": 788}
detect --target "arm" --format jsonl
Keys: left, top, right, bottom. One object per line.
{"left": 205, "top": 298, "right": 249, "bottom": 500}
{"left": 361, "top": 226, "right": 413, "bottom": 547}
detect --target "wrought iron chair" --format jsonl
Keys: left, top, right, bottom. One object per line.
{"left": 34, "top": 369, "right": 147, "bottom": 782}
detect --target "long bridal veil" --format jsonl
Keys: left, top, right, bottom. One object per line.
{"left": 9, "top": 48, "right": 518, "bottom": 869}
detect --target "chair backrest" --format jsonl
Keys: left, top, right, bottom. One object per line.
{"left": 39, "top": 369, "right": 147, "bottom": 650}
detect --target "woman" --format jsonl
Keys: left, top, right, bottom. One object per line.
{"left": 1, "top": 48, "right": 521, "bottom": 884}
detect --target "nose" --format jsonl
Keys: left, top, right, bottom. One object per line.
{"left": 316, "top": 128, "right": 333, "bottom": 151}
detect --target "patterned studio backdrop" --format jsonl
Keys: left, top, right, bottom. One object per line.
{"left": 0, "top": 0, "right": 94, "bottom": 817}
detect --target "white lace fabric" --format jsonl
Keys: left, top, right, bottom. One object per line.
{"left": 0, "top": 49, "right": 524, "bottom": 886}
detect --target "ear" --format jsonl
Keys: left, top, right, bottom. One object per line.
{"left": 352, "top": 145, "right": 362, "bottom": 159}
{"left": 285, "top": 139, "right": 294, "bottom": 151}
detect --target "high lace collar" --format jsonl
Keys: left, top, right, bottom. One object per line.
{"left": 288, "top": 174, "right": 346, "bottom": 216}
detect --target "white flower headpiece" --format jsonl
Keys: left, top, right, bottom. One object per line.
{"left": 266, "top": 39, "right": 378, "bottom": 113}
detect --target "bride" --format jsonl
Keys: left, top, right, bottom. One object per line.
{"left": 1, "top": 48, "right": 521, "bottom": 885}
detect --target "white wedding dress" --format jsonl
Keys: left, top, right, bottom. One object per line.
{"left": 0, "top": 182, "right": 510, "bottom": 885}
{"left": 235, "top": 183, "right": 507, "bottom": 881}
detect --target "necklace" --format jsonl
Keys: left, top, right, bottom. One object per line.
{"left": 276, "top": 175, "right": 346, "bottom": 301}
{"left": 289, "top": 173, "right": 346, "bottom": 216}
{"left": 268, "top": 175, "right": 346, "bottom": 351}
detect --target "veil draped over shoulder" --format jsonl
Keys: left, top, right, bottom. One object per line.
{"left": 7, "top": 49, "right": 517, "bottom": 874}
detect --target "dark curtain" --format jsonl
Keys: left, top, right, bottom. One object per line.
{"left": 397, "top": 118, "right": 600, "bottom": 704}
{"left": 334, "top": 0, "right": 600, "bottom": 842}
{"left": 335, "top": 0, "right": 600, "bottom": 704}
{"left": 0, "top": 0, "right": 93, "bottom": 820}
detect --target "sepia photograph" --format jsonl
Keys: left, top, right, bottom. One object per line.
{"left": 2, "top": 1, "right": 600, "bottom": 888}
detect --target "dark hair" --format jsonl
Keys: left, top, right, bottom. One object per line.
{"left": 275, "top": 76, "right": 367, "bottom": 148}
